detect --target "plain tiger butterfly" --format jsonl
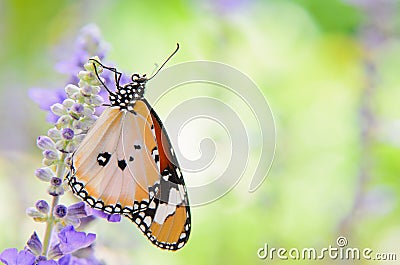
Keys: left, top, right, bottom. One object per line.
{"left": 66, "top": 44, "right": 191, "bottom": 250}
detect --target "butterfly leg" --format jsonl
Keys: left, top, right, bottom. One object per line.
{"left": 89, "top": 59, "right": 123, "bottom": 94}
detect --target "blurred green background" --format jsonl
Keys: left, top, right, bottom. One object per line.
{"left": 1, "top": 0, "right": 400, "bottom": 264}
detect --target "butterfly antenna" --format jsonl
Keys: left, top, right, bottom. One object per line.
{"left": 147, "top": 43, "right": 180, "bottom": 81}
{"left": 150, "top": 63, "right": 159, "bottom": 76}
{"left": 90, "top": 59, "right": 116, "bottom": 96}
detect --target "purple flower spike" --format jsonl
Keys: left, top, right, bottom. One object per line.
{"left": 58, "top": 225, "right": 96, "bottom": 255}
{"left": 0, "top": 248, "right": 35, "bottom": 265}
{"left": 27, "top": 232, "right": 43, "bottom": 255}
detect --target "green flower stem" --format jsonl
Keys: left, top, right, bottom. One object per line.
{"left": 42, "top": 195, "right": 59, "bottom": 257}
{"left": 42, "top": 153, "right": 66, "bottom": 257}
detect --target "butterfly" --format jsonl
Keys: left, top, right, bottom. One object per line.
{"left": 66, "top": 44, "right": 191, "bottom": 250}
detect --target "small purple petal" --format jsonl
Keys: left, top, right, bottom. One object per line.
{"left": 57, "top": 254, "right": 71, "bottom": 265}
{"left": 107, "top": 213, "right": 122, "bottom": 222}
{"left": 54, "top": 205, "right": 68, "bottom": 218}
{"left": 16, "top": 250, "right": 35, "bottom": 265}
{"left": 42, "top": 150, "right": 59, "bottom": 160}
{"left": 47, "top": 244, "right": 63, "bottom": 260}
{"left": 61, "top": 128, "right": 74, "bottom": 140}
{"left": 27, "top": 232, "right": 43, "bottom": 255}
{"left": 58, "top": 225, "right": 96, "bottom": 254}
{"left": 0, "top": 248, "right": 18, "bottom": 265}
{"left": 91, "top": 209, "right": 121, "bottom": 223}
{"left": 67, "top": 202, "right": 89, "bottom": 219}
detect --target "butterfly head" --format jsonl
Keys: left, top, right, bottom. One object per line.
{"left": 111, "top": 74, "right": 148, "bottom": 110}
{"left": 95, "top": 43, "right": 180, "bottom": 111}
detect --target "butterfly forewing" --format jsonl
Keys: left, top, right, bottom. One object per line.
{"left": 67, "top": 99, "right": 191, "bottom": 250}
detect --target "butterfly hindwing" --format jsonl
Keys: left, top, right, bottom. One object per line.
{"left": 131, "top": 99, "right": 191, "bottom": 250}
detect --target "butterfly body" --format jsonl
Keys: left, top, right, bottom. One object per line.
{"left": 66, "top": 45, "right": 191, "bottom": 250}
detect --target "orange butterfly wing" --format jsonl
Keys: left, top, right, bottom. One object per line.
{"left": 66, "top": 100, "right": 190, "bottom": 250}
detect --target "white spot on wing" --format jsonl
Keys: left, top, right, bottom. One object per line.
{"left": 154, "top": 203, "right": 176, "bottom": 224}
{"left": 144, "top": 216, "right": 152, "bottom": 227}
{"left": 169, "top": 188, "right": 183, "bottom": 205}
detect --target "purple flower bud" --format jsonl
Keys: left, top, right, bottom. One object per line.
{"left": 62, "top": 99, "right": 75, "bottom": 108}
{"left": 51, "top": 103, "right": 67, "bottom": 116}
{"left": 47, "top": 128, "right": 61, "bottom": 140}
{"left": 37, "top": 136, "right": 56, "bottom": 150}
{"left": 50, "top": 177, "right": 62, "bottom": 187}
{"left": 92, "top": 85, "right": 101, "bottom": 95}
{"left": 54, "top": 205, "right": 68, "bottom": 218}
{"left": 55, "top": 140, "right": 67, "bottom": 152}
{"left": 61, "top": 128, "right": 74, "bottom": 140}
{"left": 35, "top": 200, "right": 49, "bottom": 213}
{"left": 48, "top": 185, "right": 64, "bottom": 196}
{"left": 42, "top": 158, "right": 55, "bottom": 167}
{"left": 65, "top": 142, "right": 77, "bottom": 153}
{"left": 78, "top": 72, "right": 92, "bottom": 85}
{"left": 91, "top": 95, "right": 104, "bottom": 105}
{"left": 75, "top": 117, "right": 95, "bottom": 131}
{"left": 26, "top": 207, "right": 46, "bottom": 221}
{"left": 43, "top": 150, "right": 59, "bottom": 160}
{"left": 35, "top": 167, "right": 55, "bottom": 182}
{"left": 81, "top": 85, "right": 93, "bottom": 96}
{"left": 27, "top": 232, "right": 43, "bottom": 255}
{"left": 71, "top": 103, "right": 84, "bottom": 114}
{"left": 56, "top": 115, "right": 72, "bottom": 128}
{"left": 65, "top": 84, "right": 80, "bottom": 96}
